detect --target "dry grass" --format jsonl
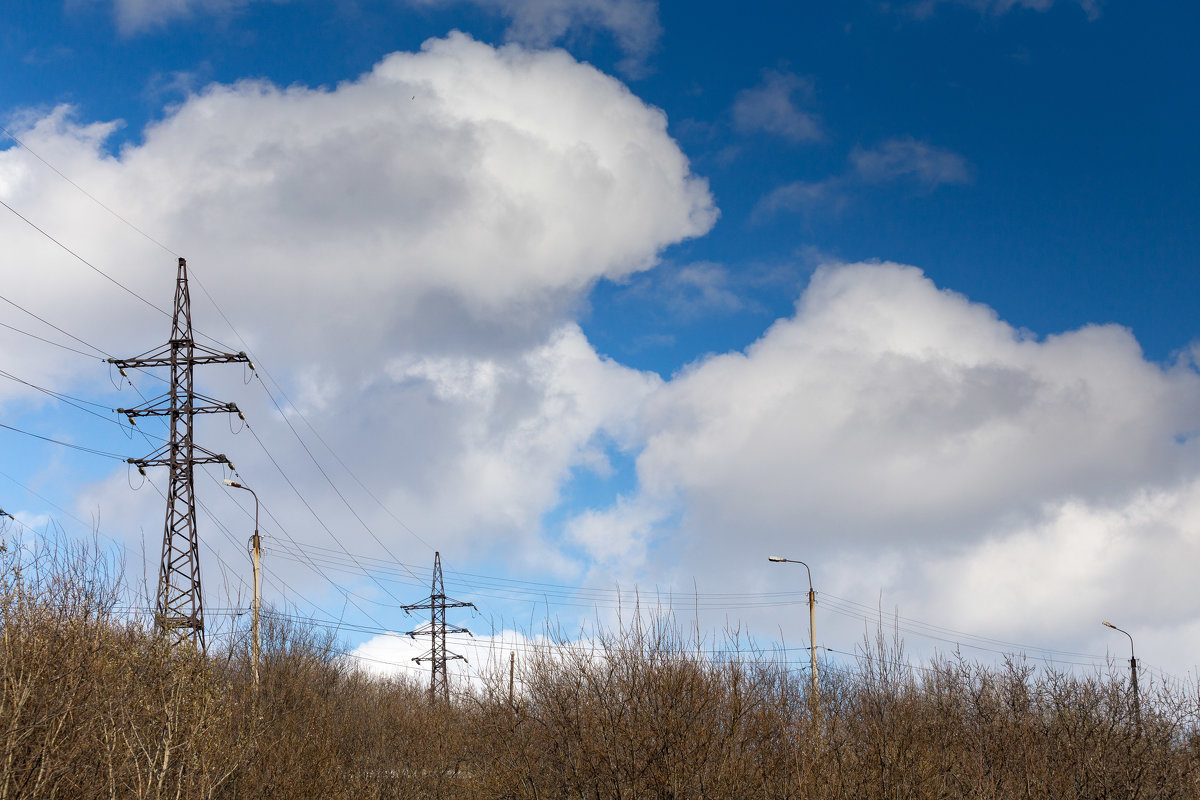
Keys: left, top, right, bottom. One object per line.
{"left": 2, "top": 531, "right": 1198, "bottom": 799}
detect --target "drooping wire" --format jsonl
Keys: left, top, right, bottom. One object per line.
{"left": 0, "top": 319, "right": 102, "bottom": 359}
{"left": 0, "top": 368, "right": 166, "bottom": 444}
{"left": 250, "top": 378, "right": 425, "bottom": 581}
{"left": 1, "top": 125, "right": 178, "bottom": 257}
{"left": 0, "top": 198, "right": 172, "bottom": 322}
{"left": 0, "top": 467, "right": 126, "bottom": 552}
{"left": 249, "top": 369, "right": 436, "bottom": 553}
{"left": 0, "top": 292, "right": 112, "bottom": 358}
{"left": 239, "top": 422, "right": 412, "bottom": 608}
{"left": 818, "top": 592, "right": 1107, "bottom": 662}
{"left": 0, "top": 421, "right": 127, "bottom": 460}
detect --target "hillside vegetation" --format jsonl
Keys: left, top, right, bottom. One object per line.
{"left": 2, "top": 534, "right": 1198, "bottom": 799}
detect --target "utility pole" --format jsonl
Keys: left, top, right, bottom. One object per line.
{"left": 403, "top": 552, "right": 475, "bottom": 703}
{"left": 224, "top": 479, "right": 261, "bottom": 690}
{"left": 768, "top": 555, "right": 819, "bottom": 711}
{"left": 1103, "top": 620, "right": 1141, "bottom": 734}
{"left": 110, "top": 257, "right": 252, "bottom": 651}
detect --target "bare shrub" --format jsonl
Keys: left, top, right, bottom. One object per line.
{"left": 2, "top": 530, "right": 1197, "bottom": 799}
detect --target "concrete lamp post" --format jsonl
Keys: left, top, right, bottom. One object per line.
{"left": 768, "top": 555, "right": 819, "bottom": 708}
{"left": 224, "top": 479, "right": 261, "bottom": 691}
{"left": 1103, "top": 620, "right": 1140, "bottom": 733}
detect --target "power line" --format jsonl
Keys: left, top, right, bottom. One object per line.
{"left": 0, "top": 198, "right": 171, "bottom": 322}
{"left": 264, "top": 538, "right": 815, "bottom": 607}
{"left": 0, "top": 294, "right": 172, "bottom": 394}
{"left": 0, "top": 319, "right": 102, "bottom": 359}
{"left": 0, "top": 467, "right": 127, "bottom": 551}
{"left": 0, "top": 421, "right": 127, "bottom": 460}
{"left": 239, "top": 421, "right": 412, "bottom": 609}
{"left": 0, "top": 292, "right": 111, "bottom": 358}
{"left": 1, "top": 125, "right": 178, "bottom": 257}
{"left": 0, "top": 368, "right": 111, "bottom": 409}
{"left": 251, "top": 375, "right": 425, "bottom": 582}
{"left": 251, "top": 371, "right": 435, "bottom": 553}
{"left": 0, "top": 368, "right": 166, "bottom": 441}
{"left": 818, "top": 593, "right": 1107, "bottom": 662}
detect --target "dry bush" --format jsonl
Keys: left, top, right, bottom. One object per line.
{"left": 471, "top": 615, "right": 824, "bottom": 799}
{"left": 0, "top": 532, "right": 244, "bottom": 799}
{"left": 2, "top": 529, "right": 1198, "bottom": 799}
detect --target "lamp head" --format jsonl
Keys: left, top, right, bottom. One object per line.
{"left": 1102, "top": 621, "right": 1117, "bottom": 630}
{"left": 222, "top": 479, "right": 242, "bottom": 488}
{"left": 768, "top": 555, "right": 786, "bottom": 563}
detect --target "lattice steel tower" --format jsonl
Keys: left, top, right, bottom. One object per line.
{"left": 404, "top": 552, "right": 475, "bottom": 702}
{"left": 110, "top": 257, "right": 251, "bottom": 650}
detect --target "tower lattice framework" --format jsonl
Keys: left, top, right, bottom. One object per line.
{"left": 110, "top": 257, "right": 251, "bottom": 650}
{"left": 404, "top": 552, "right": 475, "bottom": 702}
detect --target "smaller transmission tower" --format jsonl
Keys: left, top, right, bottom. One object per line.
{"left": 110, "top": 257, "right": 251, "bottom": 651}
{"left": 403, "top": 552, "right": 475, "bottom": 702}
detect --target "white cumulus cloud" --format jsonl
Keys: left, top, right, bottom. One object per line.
{"left": 0, "top": 33, "right": 709, "bottom": 592}
{"left": 569, "top": 261, "right": 1200, "bottom": 670}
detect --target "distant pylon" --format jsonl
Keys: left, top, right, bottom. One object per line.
{"left": 403, "top": 552, "right": 476, "bottom": 702}
{"left": 110, "top": 257, "right": 252, "bottom": 651}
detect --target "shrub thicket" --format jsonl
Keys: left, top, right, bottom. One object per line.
{"left": 2, "top": 533, "right": 1197, "bottom": 799}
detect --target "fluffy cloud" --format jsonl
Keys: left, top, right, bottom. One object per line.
{"left": 637, "top": 262, "right": 1199, "bottom": 548}
{"left": 1, "top": 33, "right": 713, "bottom": 361}
{"left": 0, "top": 34, "right": 708, "bottom": 592}
{"left": 569, "top": 262, "right": 1200, "bottom": 669}
{"left": 925, "top": 483, "right": 1200, "bottom": 642}
{"left": 369, "top": 324, "right": 660, "bottom": 560}
{"left": 731, "top": 70, "right": 821, "bottom": 143}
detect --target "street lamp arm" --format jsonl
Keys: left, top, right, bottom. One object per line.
{"left": 1102, "top": 620, "right": 1135, "bottom": 659}
{"left": 767, "top": 556, "right": 813, "bottom": 593}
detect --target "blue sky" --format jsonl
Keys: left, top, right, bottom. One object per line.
{"left": 2, "top": 0, "right": 1199, "bottom": 680}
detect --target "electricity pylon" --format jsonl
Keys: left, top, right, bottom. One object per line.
{"left": 403, "top": 552, "right": 475, "bottom": 702}
{"left": 110, "top": 257, "right": 251, "bottom": 651}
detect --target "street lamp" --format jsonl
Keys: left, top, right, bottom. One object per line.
{"left": 224, "top": 479, "right": 261, "bottom": 691}
{"left": 1103, "top": 620, "right": 1141, "bottom": 732}
{"left": 769, "top": 555, "right": 818, "bottom": 706}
